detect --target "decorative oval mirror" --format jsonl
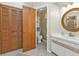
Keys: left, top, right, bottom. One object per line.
{"left": 61, "top": 8, "right": 79, "bottom": 32}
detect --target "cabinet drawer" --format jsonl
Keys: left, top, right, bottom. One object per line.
{"left": 51, "top": 42, "right": 65, "bottom": 56}
{"left": 51, "top": 40, "right": 79, "bottom": 56}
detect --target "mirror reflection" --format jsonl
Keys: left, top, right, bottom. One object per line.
{"left": 62, "top": 8, "right": 79, "bottom": 32}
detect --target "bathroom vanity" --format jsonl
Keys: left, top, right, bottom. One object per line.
{"left": 49, "top": 8, "right": 79, "bottom": 56}
{"left": 50, "top": 33, "right": 79, "bottom": 56}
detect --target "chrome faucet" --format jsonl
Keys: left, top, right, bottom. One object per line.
{"left": 69, "top": 33, "right": 75, "bottom": 37}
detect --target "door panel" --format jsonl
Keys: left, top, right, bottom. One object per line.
{"left": 10, "top": 32, "right": 19, "bottom": 50}
{"left": 2, "top": 32, "right": 11, "bottom": 53}
{"left": 10, "top": 8, "right": 22, "bottom": 50}
{"left": 0, "top": 36, "right": 1, "bottom": 53}
{"left": 18, "top": 11, "right": 22, "bottom": 48}
{"left": 23, "top": 6, "right": 36, "bottom": 51}
{"left": 11, "top": 9, "right": 19, "bottom": 50}
{"left": 11, "top": 9, "right": 19, "bottom": 32}
{"left": 0, "top": 5, "right": 22, "bottom": 53}
{"left": 18, "top": 32, "right": 22, "bottom": 48}
{"left": 1, "top": 6, "right": 11, "bottom": 53}
{"left": 0, "top": 5, "right": 2, "bottom": 53}
{"left": 23, "top": 32, "right": 31, "bottom": 51}
{"left": 1, "top": 7, "right": 10, "bottom": 32}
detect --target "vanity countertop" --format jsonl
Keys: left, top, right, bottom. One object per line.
{"left": 50, "top": 33, "right": 79, "bottom": 45}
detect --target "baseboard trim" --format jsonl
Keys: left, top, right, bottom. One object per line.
{"left": 47, "top": 50, "right": 58, "bottom": 56}
{"left": 51, "top": 51, "right": 58, "bottom": 56}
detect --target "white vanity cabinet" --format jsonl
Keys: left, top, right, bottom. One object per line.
{"left": 51, "top": 42, "right": 65, "bottom": 56}
{"left": 51, "top": 39, "right": 79, "bottom": 56}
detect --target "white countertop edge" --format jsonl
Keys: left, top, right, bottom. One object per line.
{"left": 50, "top": 34, "right": 79, "bottom": 45}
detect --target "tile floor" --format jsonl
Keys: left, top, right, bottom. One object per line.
{"left": 21, "top": 42, "right": 55, "bottom": 56}
{"left": 1, "top": 42, "right": 55, "bottom": 56}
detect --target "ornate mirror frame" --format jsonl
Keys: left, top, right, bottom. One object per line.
{"left": 61, "top": 8, "right": 79, "bottom": 32}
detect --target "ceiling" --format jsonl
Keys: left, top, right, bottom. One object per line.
{"left": 53, "top": 2, "right": 73, "bottom": 7}
{"left": 24, "top": 2, "right": 49, "bottom": 8}
{"left": 24, "top": 2, "right": 73, "bottom": 8}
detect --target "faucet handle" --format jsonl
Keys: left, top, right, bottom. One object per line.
{"left": 69, "top": 33, "right": 75, "bottom": 37}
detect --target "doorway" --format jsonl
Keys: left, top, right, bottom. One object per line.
{"left": 37, "top": 6, "right": 47, "bottom": 47}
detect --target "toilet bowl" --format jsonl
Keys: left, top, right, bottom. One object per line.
{"left": 37, "top": 31, "right": 42, "bottom": 43}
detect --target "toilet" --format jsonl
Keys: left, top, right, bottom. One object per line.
{"left": 37, "top": 31, "right": 42, "bottom": 43}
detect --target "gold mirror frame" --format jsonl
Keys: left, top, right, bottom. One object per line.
{"left": 61, "top": 8, "right": 79, "bottom": 32}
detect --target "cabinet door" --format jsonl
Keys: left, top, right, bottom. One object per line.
{"left": 51, "top": 41, "right": 65, "bottom": 56}
{"left": 18, "top": 32, "right": 22, "bottom": 48}
{"left": 1, "top": 6, "right": 12, "bottom": 53}
{"left": 10, "top": 32, "right": 19, "bottom": 50}
{"left": 17, "top": 10, "right": 22, "bottom": 48}
{"left": 1, "top": 6, "right": 10, "bottom": 32}
{"left": 0, "top": 4, "right": 2, "bottom": 54}
{"left": 11, "top": 9, "right": 19, "bottom": 32}
{"left": 0, "top": 34, "right": 1, "bottom": 54}
{"left": 11, "top": 8, "right": 22, "bottom": 49}
{"left": 18, "top": 10, "right": 22, "bottom": 32}
{"left": 30, "top": 9, "right": 36, "bottom": 49}
{"left": 64, "top": 48, "right": 79, "bottom": 56}
{"left": 0, "top": 5, "right": 22, "bottom": 53}
{"left": 10, "top": 8, "right": 19, "bottom": 50}
{"left": 2, "top": 32, "right": 11, "bottom": 53}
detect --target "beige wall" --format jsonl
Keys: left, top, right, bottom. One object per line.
{"left": 0, "top": 2, "right": 24, "bottom": 8}
{"left": 47, "top": 4, "right": 61, "bottom": 36}
{"left": 47, "top": 3, "right": 79, "bottom": 37}
{"left": 60, "top": 3, "right": 79, "bottom": 37}
{"left": 47, "top": 4, "right": 61, "bottom": 52}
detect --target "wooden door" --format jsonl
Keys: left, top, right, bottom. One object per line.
{"left": 11, "top": 8, "right": 22, "bottom": 49}
{"left": 0, "top": 4, "right": 22, "bottom": 53}
{"left": 23, "top": 6, "right": 36, "bottom": 52}
{"left": 0, "top": 4, "right": 2, "bottom": 54}
{"left": 1, "top": 5, "right": 12, "bottom": 53}
{"left": 10, "top": 8, "right": 19, "bottom": 50}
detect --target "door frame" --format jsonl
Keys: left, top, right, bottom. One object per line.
{"left": 36, "top": 5, "right": 47, "bottom": 47}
